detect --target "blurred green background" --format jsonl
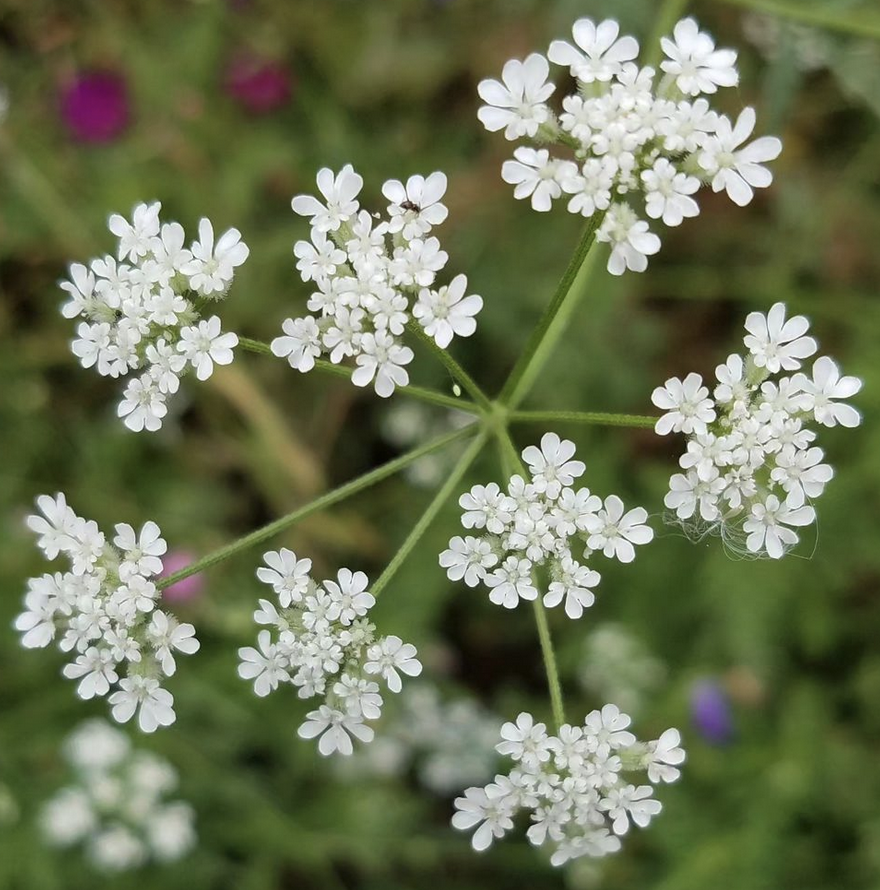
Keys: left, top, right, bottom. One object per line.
{"left": 1, "top": 0, "right": 879, "bottom": 887}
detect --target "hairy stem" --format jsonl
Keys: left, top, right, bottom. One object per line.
{"left": 238, "top": 337, "right": 481, "bottom": 414}
{"left": 496, "top": 427, "right": 567, "bottom": 731}
{"left": 405, "top": 321, "right": 494, "bottom": 413}
{"left": 157, "top": 423, "right": 479, "bottom": 590}
{"left": 509, "top": 410, "right": 657, "bottom": 429}
{"left": 497, "top": 213, "right": 605, "bottom": 410}
{"left": 371, "top": 429, "right": 488, "bottom": 597}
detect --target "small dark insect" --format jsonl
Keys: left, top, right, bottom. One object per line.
{"left": 400, "top": 200, "right": 421, "bottom": 212}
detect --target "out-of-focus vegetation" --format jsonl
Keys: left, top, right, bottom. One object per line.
{"left": 1, "top": 0, "right": 879, "bottom": 887}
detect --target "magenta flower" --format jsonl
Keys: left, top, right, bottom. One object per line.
{"left": 59, "top": 70, "right": 130, "bottom": 143}
{"left": 159, "top": 551, "right": 205, "bottom": 604}
{"left": 224, "top": 54, "right": 291, "bottom": 114}
{"left": 690, "top": 679, "right": 734, "bottom": 744}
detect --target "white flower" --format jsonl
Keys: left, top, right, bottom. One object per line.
{"left": 413, "top": 274, "right": 483, "bottom": 349}
{"left": 117, "top": 376, "right": 167, "bottom": 433}
{"left": 496, "top": 713, "right": 553, "bottom": 767}
{"left": 770, "top": 445, "right": 833, "bottom": 508}
{"left": 293, "top": 230, "right": 347, "bottom": 283}
{"left": 502, "top": 148, "right": 578, "bottom": 213}
{"left": 389, "top": 236, "right": 448, "bottom": 288}
{"left": 744, "top": 494, "right": 815, "bottom": 559}
{"left": 477, "top": 54, "right": 555, "bottom": 140}
{"left": 271, "top": 316, "right": 323, "bottom": 372}
{"left": 548, "top": 18, "right": 639, "bottom": 84}
{"left": 333, "top": 674, "right": 383, "bottom": 720}
{"left": 743, "top": 302, "right": 817, "bottom": 373}
{"left": 383, "top": 171, "right": 449, "bottom": 240}
{"left": 584, "top": 704, "right": 636, "bottom": 756}
{"left": 544, "top": 556, "right": 599, "bottom": 619}
{"left": 522, "top": 432, "right": 585, "bottom": 499}
{"left": 459, "top": 483, "right": 513, "bottom": 534}
{"left": 114, "top": 521, "right": 167, "bottom": 579}
{"left": 563, "top": 157, "right": 615, "bottom": 217}
{"left": 656, "top": 98, "right": 719, "bottom": 153}
{"left": 237, "top": 630, "right": 291, "bottom": 696}
{"left": 147, "top": 222, "right": 193, "bottom": 284}
{"left": 644, "top": 728, "right": 686, "bottom": 783}
{"left": 597, "top": 204, "right": 661, "bottom": 275}
{"left": 601, "top": 784, "right": 661, "bottom": 835}
{"left": 664, "top": 468, "right": 725, "bottom": 521}
{"left": 698, "top": 107, "right": 782, "bottom": 207}
{"left": 652, "top": 372, "right": 716, "bottom": 435}
{"left": 108, "top": 202, "right": 161, "bottom": 263}
{"left": 256, "top": 548, "right": 313, "bottom": 606}
{"left": 291, "top": 164, "right": 363, "bottom": 233}
{"left": 179, "top": 218, "right": 249, "bottom": 295}
{"left": 714, "top": 353, "right": 748, "bottom": 405}
{"left": 452, "top": 784, "right": 516, "bottom": 852}
{"left": 660, "top": 18, "right": 738, "bottom": 96}
{"left": 440, "top": 536, "right": 498, "bottom": 587}
{"left": 485, "top": 556, "right": 537, "bottom": 609}
{"left": 27, "top": 492, "right": 77, "bottom": 560}
{"left": 63, "top": 647, "right": 119, "bottom": 699}
{"left": 60, "top": 263, "right": 102, "bottom": 320}
{"left": 797, "top": 355, "right": 862, "bottom": 428}
{"left": 177, "top": 315, "right": 238, "bottom": 381}
{"left": 146, "top": 611, "right": 199, "bottom": 677}
{"left": 364, "top": 635, "right": 422, "bottom": 693}
{"left": 109, "top": 676, "right": 175, "bottom": 733}
{"left": 641, "top": 158, "right": 700, "bottom": 226}
{"left": 584, "top": 496, "right": 653, "bottom": 563}
{"left": 145, "top": 339, "right": 187, "bottom": 394}
{"left": 298, "top": 705, "right": 374, "bottom": 756}
{"left": 351, "top": 331, "right": 413, "bottom": 398}
{"left": 322, "top": 568, "right": 375, "bottom": 625}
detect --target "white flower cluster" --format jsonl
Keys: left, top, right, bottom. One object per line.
{"left": 61, "top": 202, "right": 247, "bottom": 431}
{"left": 440, "top": 433, "right": 653, "bottom": 618}
{"left": 477, "top": 17, "right": 782, "bottom": 274}
{"left": 452, "top": 707, "right": 684, "bottom": 866}
{"left": 652, "top": 302, "right": 862, "bottom": 558}
{"left": 276, "top": 166, "right": 483, "bottom": 397}
{"left": 238, "top": 548, "right": 423, "bottom": 756}
{"left": 40, "top": 720, "right": 196, "bottom": 871}
{"left": 15, "top": 494, "right": 199, "bottom": 731}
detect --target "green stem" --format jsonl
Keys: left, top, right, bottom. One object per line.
{"left": 644, "top": 0, "right": 691, "bottom": 67}
{"left": 497, "top": 213, "right": 605, "bottom": 410}
{"left": 157, "top": 423, "right": 478, "bottom": 590}
{"left": 509, "top": 410, "right": 656, "bottom": 429}
{"left": 371, "top": 430, "right": 488, "bottom": 597}
{"left": 719, "top": 0, "right": 880, "bottom": 40}
{"left": 495, "top": 427, "right": 566, "bottom": 731}
{"left": 238, "top": 337, "right": 481, "bottom": 415}
{"left": 405, "top": 321, "right": 494, "bottom": 413}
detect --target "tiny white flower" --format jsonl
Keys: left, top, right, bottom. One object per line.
{"left": 485, "top": 556, "right": 537, "bottom": 609}
{"left": 699, "top": 107, "right": 782, "bottom": 207}
{"left": 452, "top": 784, "right": 516, "bottom": 852}
{"left": 744, "top": 494, "right": 815, "bottom": 559}
{"left": 502, "top": 148, "right": 578, "bottom": 213}
{"left": 477, "top": 54, "right": 555, "bottom": 140}
{"left": 117, "top": 375, "right": 167, "bottom": 433}
{"left": 548, "top": 18, "right": 639, "bottom": 84}
{"left": 271, "top": 316, "right": 323, "bottom": 373}
{"left": 440, "top": 536, "right": 499, "bottom": 587}
{"left": 743, "top": 302, "right": 817, "bottom": 374}
{"left": 584, "top": 496, "right": 653, "bottom": 564}
{"left": 256, "top": 548, "right": 313, "bottom": 607}
{"left": 641, "top": 158, "right": 700, "bottom": 226}
{"left": 237, "top": 630, "right": 291, "bottom": 696}
{"left": 322, "top": 568, "right": 375, "bottom": 626}
{"left": 63, "top": 646, "right": 119, "bottom": 699}
{"left": 109, "top": 676, "right": 176, "bottom": 733}
{"left": 114, "top": 520, "right": 167, "bottom": 579}
{"left": 413, "top": 274, "right": 483, "bottom": 349}
{"left": 364, "top": 635, "right": 422, "bottom": 693}
{"left": 660, "top": 18, "right": 738, "bottom": 96}
{"left": 291, "top": 164, "right": 363, "bottom": 233}
{"left": 651, "top": 372, "right": 716, "bottom": 435}
{"left": 597, "top": 204, "right": 661, "bottom": 275}
{"left": 108, "top": 202, "right": 161, "bottom": 263}
{"left": 146, "top": 611, "right": 199, "bottom": 677}
{"left": 797, "top": 355, "right": 862, "bottom": 428}
{"left": 177, "top": 315, "right": 238, "bottom": 381}
{"left": 180, "top": 218, "right": 249, "bottom": 295}
{"left": 297, "top": 705, "right": 374, "bottom": 756}
{"left": 351, "top": 331, "right": 413, "bottom": 398}
{"left": 383, "top": 171, "right": 449, "bottom": 240}
{"left": 521, "top": 432, "right": 585, "bottom": 499}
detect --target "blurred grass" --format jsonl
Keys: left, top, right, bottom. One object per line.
{"left": 1, "top": 0, "right": 880, "bottom": 888}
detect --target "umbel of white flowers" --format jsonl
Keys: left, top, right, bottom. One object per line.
{"left": 652, "top": 302, "right": 862, "bottom": 558}
{"left": 40, "top": 719, "right": 196, "bottom": 871}
{"left": 440, "top": 433, "right": 653, "bottom": 619}
{"left": 14, "top": 494, "right": 199, "bottom": 731}
{"left": 60, "top": 202, "right": 248, "bottom": 432}
{"left": 238, "top": 548, "right": 423, "bottom": 756}
{"left": 477, "top": 16, "right": 782, "bottom": 274}
{"left": 275, "top": 166, "right": 483, "bottom": 397}
{"left": 452, "top": 706, "right": 685, "bottom": 866}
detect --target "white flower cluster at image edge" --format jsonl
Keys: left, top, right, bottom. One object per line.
{"left": 652, "top": 302, "right": 862, "bottom": 558}
{"left": 238, "top": 548, "right": 422, "bottom": 756}
{"left": 62, "top": 202, "right": 247, "bottom": 431}
{"left": 275, "top": 166, "right": 483, "bottom": 397}
{"left": 452, "top": 706, "right": 685, "bottom": 866}
{"left": 478, "top": 16, "right": 782, "bottom": 274}
{"left": 15, "top": 493, "right": 199, "bottom": 731}
{"left": 40, "top": 719, "right": 195, "bottom": 871}
{"left": 441, "top": 433, "right": 653, "bottom": 618}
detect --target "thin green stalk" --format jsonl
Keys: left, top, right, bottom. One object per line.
{"left": 238, "top": 337, "right": 481, "bottom": 414}
{"left": 509, "top": 410, "right": 656, "bottom": 429}
{"left": 645, "top": 0, "right": 690, "bottom": 66}
{"left": 371, "top": 429, "right": 488, "bottom": 597}
{"left": 405, "top": 321, "right": 494, "bottom": 413}
{"left": 498, "top": 213, "right": 605, "bottom": 411}
{"left": 157, "top": 423, "right": 478, "bottom": 590}
{"left": 719, "top": 0, "right": 880, "bottom": 40}
{"left": 496, "top": 427, "right": 566, "bottom": 731}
